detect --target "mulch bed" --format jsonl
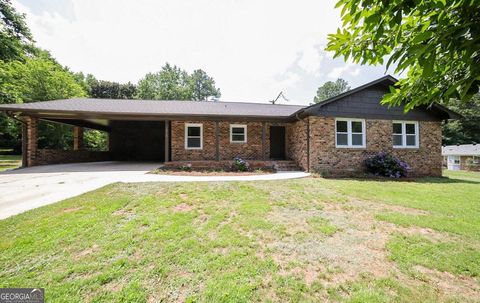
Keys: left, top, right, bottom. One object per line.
{"left": 151, "top": 167, "right": 276, "bottom": 176}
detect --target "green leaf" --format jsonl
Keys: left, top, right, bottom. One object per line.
{"left": 412, "top": 31, "right": 433, "bottom": 44}
{"left": 422, "top": 52, "right": 436, "bottom": 77}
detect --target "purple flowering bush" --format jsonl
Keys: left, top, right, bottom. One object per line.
{"left": 364, "top": 152, "right": 409, "bottom": 178}
{"left": 232, "top": 157, "right": 250, "bottom": 172}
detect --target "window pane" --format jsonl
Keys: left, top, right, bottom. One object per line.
{"left": 187, "top": 137, "right": 201, "bottom": 148}
{"left": 405, "top": 123, "right": 416, "bottom": 134}
{"left": 232, "top": 127, "right": 245, "bottom": 134}
{"left": 352, "top": 134, "right": 363, "bottom": 146}
{"left": 232, "top": 134, "right": 245, "bottom": 142}
{"left": 406, "top": 135, "right": 416, "bottom": 146}
{"left": 393, "top": 135, "right": 403, "bottom": 146}
{"left": 187, "top": 126, "right": 200, "bottom": 136}
{"left": 393, "top": 123, "right": 402, "bottom": 134}
{"left": 351, "top": 121, "right": 363, "bottom": 133}
{"left": 336, "top": 121, "right": 348, "bottom": 132}
{"left": 336, "top": 133, "right": 348, "bottom": 145}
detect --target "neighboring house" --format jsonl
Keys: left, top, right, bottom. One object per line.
{"left": 442, "top": 144, "right": 480, "bottom": 171}
{"left": 0, "top": 75, "right": 459, "bottom": 176}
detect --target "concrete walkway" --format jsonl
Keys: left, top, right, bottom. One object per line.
{"left": 0, "top": 161, "right": 309, "bottom": 219}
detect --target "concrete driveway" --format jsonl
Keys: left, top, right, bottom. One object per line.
{"left": 0, "top": 161, "right": 309, "bottom": 219}
{"left": 0, "top": 162, "right": 162, "bottom": 220}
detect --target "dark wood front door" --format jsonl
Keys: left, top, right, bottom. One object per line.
{"left": 270, "top": 126, "right": 286, "bottom": 159}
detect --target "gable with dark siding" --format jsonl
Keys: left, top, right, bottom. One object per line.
{"left": 302, "top": 77, "right": 457, "bottom": 121}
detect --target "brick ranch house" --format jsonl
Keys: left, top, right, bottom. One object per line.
{"left": 442, "top": 144, "right": 480, "bottom": 171}
{"left": 0, "top": 76, "right": 459, "bottom": 176}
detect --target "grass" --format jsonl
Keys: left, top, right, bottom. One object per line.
{"left": 0, "top": 153, "right": 22, "bottom": 172}
{"left": 0, "top": 170, "right": 479, "bottom": 302}
{"left": 306, "top": 217, "right": 338, "bottom": 236}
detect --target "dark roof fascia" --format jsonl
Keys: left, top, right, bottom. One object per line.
{"left": 430, "top": 103, "right": 463, "bottom": 120}
{"left": 8, "top": 110, "right": 294, "bottom": 123}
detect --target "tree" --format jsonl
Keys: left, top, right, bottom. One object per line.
{"left": 86, "top": 78, "right": 137, "bottom": 99}
{"left": 136, "top": 63, "right": 221, "bottom": 101}
{"left": 0, "top": 0, "right": 35, "bottom": 61}
{"left": 442, "top": 94, "right": 480, "bottom": 145}
{"left": 313, "top": 78, "right": 350, "bottom": 103}
{"left": 190, "top": 69, "right": 220, "bottom": 101}
{"left": 326, "top": 0, "right": 480, "bottom": 110}
{"left": 0, "top": 56, "right": 86, "bottom": 103}
{"left": 136, "top": 63, "right": 192, "bottom": 100}
{"left": 84, "top": 129, "right": 108, "bottom": 151}
{"left": 0, "top": 55, "right": 87, "bottom": 150}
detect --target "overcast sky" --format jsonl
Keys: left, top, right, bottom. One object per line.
{"left": 14, "top": 0, "right": 392, "bottom": 105}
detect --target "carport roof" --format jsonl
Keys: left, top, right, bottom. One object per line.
{"left": 0, "top": 98, "right": 306, "bottom": 119}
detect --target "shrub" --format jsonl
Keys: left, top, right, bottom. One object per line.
{"left": 179, "top": 164, "right": 192, "bottom": 171}
{"left": 364, "top": 152, "right": 409, "bottom": 178}
{"left": 231, "top": 157, "right": 249, "bottom": 172}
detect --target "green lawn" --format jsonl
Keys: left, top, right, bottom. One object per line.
{"left": 0, "top": 171, "right": 479, "bottom": 302}
{"left": 0, "top": 154, "right": 22, "bottom": 171}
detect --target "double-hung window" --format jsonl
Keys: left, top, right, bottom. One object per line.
{"left": 185, "top": 123, "right": 203, "bottom": 149}
{"left": 335, "top": 118, "right": 366, "bottom": 148}
{"left": 448, "top": 155, "right": 460, "bottom": 165}
{"left": 230, "top": 124, "right": 247, "bottom": 143}
{"left": 393, "top": 121, "right": 418, "bottom": 148}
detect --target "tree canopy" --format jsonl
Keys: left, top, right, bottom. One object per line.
{"left": 0, "top": 53, "right": 87, "bottom": 150}
{"left": 442, "top": 94, "right": 480, "bottom": 145}
{"left": 0, "top": 0, "right": 34, "bottom": 61}
{"left": 313, "top": 78, "right": 350, "bottom": 103}
{"left": 136, "top": 63, "right": 221, "bottom": 101}
{"left": 326, "top": 0, "right": 480, "bottom": 110}
{"left": 0, "top": 55, "right": 86, "bottom": 104}
{"left": 85, "top": 76, "right": 137, "bottom": 99}
{"left": 190, "top": 69, "right": 221, "bottom": 101}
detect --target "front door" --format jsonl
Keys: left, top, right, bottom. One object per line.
{"left": 270, "top": 126, "right": 286, "bottom": 159}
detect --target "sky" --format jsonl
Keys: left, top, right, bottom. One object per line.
{"left": 14, "top": 0, "right": 393, "bottom": 105}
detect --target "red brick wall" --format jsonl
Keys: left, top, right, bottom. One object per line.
{"left": 21, "top": 115, "right": 442, "bottom": 177}
{"left": 171, "top": 121, "right": 217, "bottom": 161}
{"left": 33, "top": 149, "right": 111, "bottom": 166}
{"left": 23, "top": 116, "right": 38, "bottom": 167}
{"left": 308, "top": 117, "right": 442, "bottom": 177}
{"left": 217, "top": 121, "right": 264, "bottom": 160}
{"left": 171, "top": 120, "right": 287, "bottom": 161}
{"left": 286, "top": 119, "right": 308, "bottom": 169}
{"left": 461, "top": 156, "right": 480, "bottom": 171}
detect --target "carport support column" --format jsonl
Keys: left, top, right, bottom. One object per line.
{"left": 73, "top": 127, "right": 84, "bottom": 151}
{"left": 261, "top": 122, "right": 266, "bottom": 160}
{"left": 22, "top": 116, "right": 38, "bottom": 167}
{"left": 164, "top": 121, "right": 169, "bottom": 162}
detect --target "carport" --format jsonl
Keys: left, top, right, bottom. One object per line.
{"left": 0, "top": 97, "right": 307, "bottom": 169}
{"left": 0, "top": 99, "right": 172, "bottom": 167}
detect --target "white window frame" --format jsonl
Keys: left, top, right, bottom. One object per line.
{"left": 335, "top": 118, "right": 366, "bottom": 148}
{"left": 185, "top": 123, "right": 203, "bottom": 150}
{"left": 392, "top": 121, "right": 419, "bottom": 149}
{"left": 230, "top": 124, "right": 247, "bottom": 143}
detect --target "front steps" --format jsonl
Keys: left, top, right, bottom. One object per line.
{"left": 273, "top": 160, "right": 303, "bottom": 172}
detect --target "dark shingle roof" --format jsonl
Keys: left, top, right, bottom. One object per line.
{"left": 0, "top": 98, "right": 305, "bottom": 119}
